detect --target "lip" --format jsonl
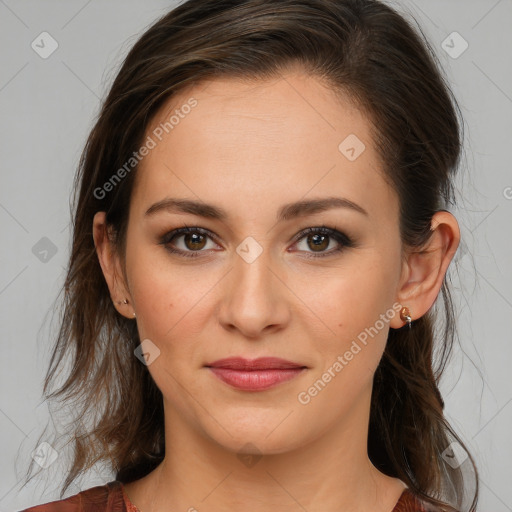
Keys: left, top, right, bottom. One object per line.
{"left": 206, "top": 357, "right": 306, "bottom": 370}
{"left": 205, "top": 357, "right": 307, "bottom": 391}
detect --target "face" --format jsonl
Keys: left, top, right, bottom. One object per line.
{"left": 111, "top": 68, "right": 406, "bottom": 454}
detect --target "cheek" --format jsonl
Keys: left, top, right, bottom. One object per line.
{"left": 304, "top": 258, "right": 395, "bottom": 333}
{"left": 127, "top": 244, "right": 220, "bottom": 357}
{"left": 302, "top": 255, "right": 398, "bottom": 381}
{"left": 131, "top": 270, "right": 204, "bottom": 343}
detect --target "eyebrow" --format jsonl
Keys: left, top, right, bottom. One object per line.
{"left": 144, "top": 196, "right": 368, "bottom": 221}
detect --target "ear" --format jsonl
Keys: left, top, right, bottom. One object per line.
{"left": 389, "top": 210, "right": 460, "bottom": 329}
{"left": 92, "top": 211, "right": 135, "bottom": 319}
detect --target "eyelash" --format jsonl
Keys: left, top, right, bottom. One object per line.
{"left": 159, "top": 225, "right": 355, "bottom": 260}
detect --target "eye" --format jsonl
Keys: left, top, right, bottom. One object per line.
{"left": 159, "top": 226, "right": 220, "bottom": 259}
{"left": 159, "top": 224, "right": 355, "bottom": 259}
{"left": 290, "top": 226, "right": 354, "bottom": 258}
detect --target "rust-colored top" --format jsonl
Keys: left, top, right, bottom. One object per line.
{"left": 19, "top": 480, "right": 439, "bottom": 512}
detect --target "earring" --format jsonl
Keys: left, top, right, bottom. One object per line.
{"left": 400, "top": 306, "right": 412, "bottom": 329}
{"left": 114, "top": 298, "right": 135, "bottom": 318}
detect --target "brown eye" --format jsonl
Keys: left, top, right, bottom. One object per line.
{"left": 160, "top": 226, "right": 219, "bottom": 258}
{"left": 160, "top": 225, "right": 354, "bottom": 260}
{"left": 183, "top": 232, "right": 207, "bottom": 250}
{"left": 292, "top": 226, "right": 354, "bottom": 258}
{"left": 306, "top": 233, "right": 330, "bottom": 252}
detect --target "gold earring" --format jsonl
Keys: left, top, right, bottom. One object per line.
{"left": 400, "top": 306, "right": 412, "bottom": 329}
{"left": 114, "top": 298, "right": 135, "bottom": 318}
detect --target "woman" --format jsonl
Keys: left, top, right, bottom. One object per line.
{"left": 20, "top": 0, "right": 478, "bottom": 511}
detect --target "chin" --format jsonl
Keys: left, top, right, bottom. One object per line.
{"left": 201, "top": 412, "right": 312, "bottom": 457}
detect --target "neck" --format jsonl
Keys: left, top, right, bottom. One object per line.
{"left": 126, "top": 389, "right": 406, "bottom": 512}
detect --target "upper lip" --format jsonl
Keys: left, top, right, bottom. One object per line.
{"left": 205, "top": 357, "right": 307, "bottom": 370}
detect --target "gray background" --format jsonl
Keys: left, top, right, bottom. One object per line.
{"left": 1, "top": 1, "right": 511, "bottom": 511}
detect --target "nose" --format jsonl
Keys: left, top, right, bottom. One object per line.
{"left": 216, "top": 244, "right": 291, "bottom": 339}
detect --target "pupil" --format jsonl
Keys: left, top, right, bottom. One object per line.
{"left": 186, "top": 233, "right": 205, "bottom": 249}
{"left": 309, "top": 234, "right": 328, "bottom": 251}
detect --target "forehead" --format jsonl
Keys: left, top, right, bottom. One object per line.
{"left": 132, "top": 71, "right": 397, "bottom": 222}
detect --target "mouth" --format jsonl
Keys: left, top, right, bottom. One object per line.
{"left": 205, "top": 357, "right": 308, "bottom": 391}
{"left": 206, "top": 357, "right": 307, "bottom": 370}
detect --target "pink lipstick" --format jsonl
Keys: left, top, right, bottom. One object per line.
{"left": 205, "top": 357, "right": 307, "bottom": 391}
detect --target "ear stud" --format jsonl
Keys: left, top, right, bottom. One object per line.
{"left": 400, "top": 306, "right": 412, "bottom": 329}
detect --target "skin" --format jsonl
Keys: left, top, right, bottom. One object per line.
{"left": 93, "top": 67, "right": 460, "bottom": 512}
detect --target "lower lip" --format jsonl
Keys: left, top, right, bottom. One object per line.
{"left": 207, "top": 367, "right": 306, "bottom": 391}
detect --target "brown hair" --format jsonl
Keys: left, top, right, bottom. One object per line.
{"left": 23, "top": 0, "right": 478, "bottom": 510}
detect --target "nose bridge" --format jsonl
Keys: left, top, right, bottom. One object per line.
{"left": 236, "top": 237, "right": 273, "bottom": 291}
{"left": 233, "top": 235, "right": 279, "bottom": 305}
{"left": 218, "top": 235, "right": 289, "bottom": 337}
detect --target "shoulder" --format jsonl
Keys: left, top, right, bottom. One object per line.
{"left": 395, "top": 488, "right": 459, "bottom": 512}
{"left": 18, "top": 481, "right": 126, "bottom": 512}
